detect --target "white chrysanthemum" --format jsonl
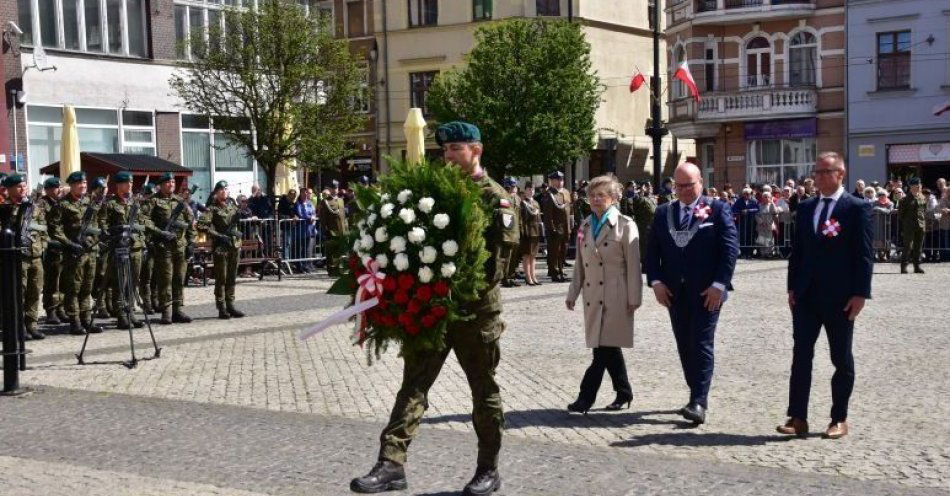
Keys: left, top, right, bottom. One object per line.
{"left": 367, "top": 213, "right": 378, "bottom": 227}
{"left": 398, "top": 208, "right": 416, "bottom": 225}
{"left": 440, "top": 262, "right": 457, "bottom": 278}
{"left": 433, "top": 213, "right": 450, "bottom": 230}
{"left": 352, "top": 239, "right": 361, "bottom": 253}
{"left": 397, "top": 189, "right": 413, "bottom": 204}
{"left": 381, "top": 193, "right": 391, "bottom": 202}
{"left": 380, "top": 203, "right": 395, "bottom": 219}
{"left": 394, "top": 253, "right": 410, "bottom": 272}
{"left": 420, "top": 246, "right": 438, "bottom": 264}
{"left": 442, "top": 240, "right": 459, "bottom": 257}
{"left": 407, "top": 227, "right": 426, "bottom": 244}
{"left": 374, "top": 226, "right": 389, "bottom": 243}
{"left": 418, "top": 266, "right": 433, "bottom": 283}
{"left": 375, "top": 253, "right": 389, "bottom": 269}
{"left": 389, "top": 236, "right": 407, "bottom": 254}
{"left": 360, "top": 234, "right": 374, "bottom": 250}
{"left": 417, "top": 197, "right": 435, "bottom": 214}
{"left": 357, "top": 219, "right": 366, "bottom": 231}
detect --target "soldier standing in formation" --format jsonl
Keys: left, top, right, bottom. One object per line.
{"left": 48, "top": 171, "right": 104, "bottom": 336}
{"left": 100, "top": 172, "right": 149, "bottom": 330}
{"left": 138, "top": 182, "right": 159, "bottom": 314}
{"left": 501, "top": 178, "right": 522, "bottom": 287}
{"left": 0, "top": 174, "right": 48, "bottom": 340}
{"left": 198, "top": 180, "right": 246, "bottom": 320}
{"left": 350, "top": 121, "right": 512, "bottom": 496}
{"left": 39, "top": 177, "right": 67, "bottom": 325}
{"left": 519, "top": 182, "right": 543, "bottom": 286}
{"left": 620, "top": 180, "right": 657, "bottom": 262}
{"left": 90, "top": 177, "right": 112, "bottom": 320}
{"left": 318, "top": 180, "right": 348, "bottom": 276}
{"left": 540, "top": 171, "right": 572, "bottom": 282}
{"left": 898, "top": 177, "right": 927, "bottom": 274}
{"left": 146, "top": 173, "right": 195, "bottom": 325}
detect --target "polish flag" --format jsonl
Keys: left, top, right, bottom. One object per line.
{"left": 933, "top": 101, "right": 950, "bottom": 116}
{"left": 674, "top": 61, "right": 701, "bottom": 102}
{"left": 629, "top": 73, "right": 646, "bottom": 93}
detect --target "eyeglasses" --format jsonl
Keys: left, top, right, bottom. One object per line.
{"left": 675, "top": 181, "right": 697, "bottom": 189}
{"left": 813, "top": 169, "right": 841, "bottom": 176}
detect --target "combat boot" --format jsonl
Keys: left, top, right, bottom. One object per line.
{"left": 116, "top": 313, "right": 132, "bottom": 330}
{"left": 45, "top": 309, "right": 61, "bottom": 325}
{"left": 141, "top": 301, "right": 154, "bottom": 315}
{"left": 172, "top": 305, "right": 192, "bottom": 324}
{"left": 350, "top": 461, "right": 407, "bottom": 493}
{"left": 217, "top": 303, "right": 231, "bottom": 320}
{"left": 26, "top": 322, "right": 45, "bottom": 340}
{"left": 226, "top": 303, "right": 245, "bottom": 318}
{"left": 69, "top": 318, "right": 87, "bottom": 336}
{"left": 900, "top": 263, "right": 909, "bottom": 274}
{"left": 914, "top": 264, "right": 925, "bottom": 274}
{"left": 462, "top": 467, "right": 502, "bottom": 496}
{"left": 159, "top": 307, "right": 173, "bottom": 325}
{"left": 94, "top": 303, "right": 110, "bottom": 320}
{"left": 81, "top": 312, "right": 103, "bottom": 334}
{"left": 56, "top": 308, "right": 69, "bottom": 322}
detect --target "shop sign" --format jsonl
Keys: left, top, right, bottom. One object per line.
{"left": 744, "top": 118, "right": 817, "bottom": 140}
{"left": 858, "top": 145, "right": 876, "bottom": 158}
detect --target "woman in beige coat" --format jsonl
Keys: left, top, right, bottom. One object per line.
{"left": 565, "top": 175, "right": 643, "bottom": 413}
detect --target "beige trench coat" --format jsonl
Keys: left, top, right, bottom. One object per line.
{"left": 566, "top": 208, "right": 643, "bottom": 348}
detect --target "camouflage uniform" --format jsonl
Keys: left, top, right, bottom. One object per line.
{"left": 138, "top": 196, "right": 158, "bottom": 313}
{"left": 100, "top": 193, "right": 151, "bottom": 328}
{"left": 198, "top": 198, "right": 244, "bottom": 317}
{"left": 48, "top": 193, "right": 103, "bottom": 332}
{"left": 147, "top": 192, "right": 195, "bottom": 322}
{"left": 503, "top": 192, "right": 522, "bottom": 284}
{"left": 38, "top": 193, "right": 64, "bottom": 322}
{"left": 899, "top": 190, "right": 927, "bottom": 271}
{"left": 1, "top": 196, "right": 47, "bottom": 338}
{"left": 318, "top": 194, "right": 348, "bottom": 275}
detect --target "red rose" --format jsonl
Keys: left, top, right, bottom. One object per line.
{"left": 405, "top": 324, "right": 421, "bottom": 336}
{"left": 398, "top": 313, "right": 413, "bottom": 327}
{"left": 348, "top": 255, "right": 360, "bottom": 272}
{"left": 398, "top": 273, "right": 415, "bottom": 290}
{"left": 394, "top": 291, "right": 410, "bottom": 305}
{"left": 430, "top": 306, "right": 447, "bottom": 319}
{"left": 407, "top": 299, "right": 423, "bottom": 314}
{"left": 416, "top": 285, "right": 432, "bottom": 303}
{"left": 421, "top": 315, "right": 437, "bottom": 328}
{"left": 382, "top": 277, "right": 397, "bottom": 293}
{"left": 384, "top": 315, "right": 398, "bottom": 327}
{"left": 433, "top": 280, "right": 450, "bottom": 297}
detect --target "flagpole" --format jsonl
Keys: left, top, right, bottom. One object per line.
{"left": 646, "top": 0, "right": 669, "bottom": 190}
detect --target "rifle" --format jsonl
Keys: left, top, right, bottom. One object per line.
{"left": 163, "top": 184, "right": 200, "bottom": 236}
{"left": 15, "top": 186, "right": 43, "bottom": 256}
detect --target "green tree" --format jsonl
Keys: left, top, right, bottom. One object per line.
{"left": 170, "top": 0, "right": 366, "bottom": 196}
{"left": 427, "top": 19, "right": 602, "bottom": 177}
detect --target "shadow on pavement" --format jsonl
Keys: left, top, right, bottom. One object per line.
{"left": 611, "top": 431, "right": 791, "bottom": 448}
{"left": 425, "top": 409, "right": 696, "bottom": 429}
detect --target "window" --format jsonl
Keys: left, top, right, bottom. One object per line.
{"left": 704, "top": 48, "right": 716, "bottom": 92}
{"left": 351, "top": 66, "right": 371, "bottom": 114}
{"left": 176, "top": 0, "right": 250, "bottom": 60}
{"left": 745, "top": 36, "right": 772, "bottom": 88}
{"left": 536, "top": 0, "right": 560, "bottom": 16}
{"left": 788, "top": 31, "right": 817, "bottom": 87}
{"left": 408, "top": 0, "right": 438, "bottom": 27}
{"left": 747, "top": 138, "right": 815, "bottom": 185}
{"left": 22, "top": 0, "right": 147, "bottom": 56}
{"left": 347, "top": 0, "right": 366, "bottom": 37}
{"left": 877, "top": 30, "right": 911, "bottom": 90}
{"left": 182, "top": 114, "right": 255, "bottom": 198}
{"left": 121, "top": 110, "right": 156, "bottom": 155}
{"left": 473, "top": 0, "right": 492, "bottom": 21}
{"left": 410, "top": 71, "right": 438, "bottom": 117}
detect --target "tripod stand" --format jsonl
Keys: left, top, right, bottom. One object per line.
{"left": 77, "top": 243, "right": 161, "bottom": 369}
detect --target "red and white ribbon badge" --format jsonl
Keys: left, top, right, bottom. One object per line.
{"left": 693, "top": 203, "right": 712, "bottom": 222}
{"left": 299, "top": 258, "right": 386, "bottom": 341}
{"left": 821, "top": 218, "right": 842, "bottom": 238}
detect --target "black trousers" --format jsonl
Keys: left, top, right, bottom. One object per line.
{"left": 669, "top": 289, "right": 720, "bottom": 409}
{"left": 787, "top": 291, "right": 855, "bottom": 422}
{"left": 577, "top": 347, "right": 632, "bottom": 406}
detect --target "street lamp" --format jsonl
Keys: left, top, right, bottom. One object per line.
{"left": 645, "top": 0, "right": 669, "bottom": 189}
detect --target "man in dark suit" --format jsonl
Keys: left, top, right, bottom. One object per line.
{"left": 778, "top": 152, "right": 873, "bottom": 440}
{"left": 646, "top": 163, "right": 739, "bottom": 425}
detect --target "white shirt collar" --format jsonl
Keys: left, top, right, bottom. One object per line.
{"left": 680, "top": 196, "right": 701, "bottom": 212}
{"left": 820, "top": 186, "right": 845, "bottom": 202}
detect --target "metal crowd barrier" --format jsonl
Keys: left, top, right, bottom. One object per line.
{"left": 274, "top": 218, "right": 325, "bottom": 275}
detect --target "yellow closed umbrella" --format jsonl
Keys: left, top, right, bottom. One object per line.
{"left": 275, "top": 159, "right": 299, "bottom": 195}
{"left": 404, "top": 108, "right": 426, "bottom": 166}
{"left": 60, "top": 105, "right": 81, "bottom": 180}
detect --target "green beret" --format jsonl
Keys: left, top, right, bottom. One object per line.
{"left": 156, "top": 172, "right": 174, "bottom": 184}
{"left": 435, "top": 121, "right": 481, "bottom": 146}
{"left": 1, "top": 174, "right": 25, "bottom": 188}
{"left": 66, "top": 171, "right": 86, "bottom": 184}
{"left": 213, "top": 180, "right": 228, "bottom": 192}
{"left": 114, "top": 171, "right": 133, "bottom": 184}
{"left": 908, "top": 177, "right": 921, "bottom": 186}
{"left": 44, "top": 177, "right": 61, "bottom": 189}
{"left": 142, "top": 183, "right": 155, "bottom": 195}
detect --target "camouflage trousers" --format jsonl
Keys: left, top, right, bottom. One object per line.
{"left": 61, "top": 252, "right": 97, "bottom": 318}
{"left": 154, "top": 247, "right": 187, "bottom": 309}
{"left": 42, "top": 250, "right": 62, "bottom": 312}
{"left": 110, "top": 249, "right": 143, "bottom": 314}
{"left": 379, "top": 307, "right": 505, "bottom": 469}
{"left": 20, "top": 255, "right": 43, "bottom": 328}
{"left": 213, "top": 248, "right": 239, "bottom": 305}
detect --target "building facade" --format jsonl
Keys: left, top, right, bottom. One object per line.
{"left": 374, "top": 0, "right": 685, "bottom": 185}
{"left": 847, "top": 0, "right": 950, "bottom": 188}
{"left": 664, "top": 0, "right": 845, "bottom": 189}
{"left": 3, "top": 0, "right": 376, "bottom": 195}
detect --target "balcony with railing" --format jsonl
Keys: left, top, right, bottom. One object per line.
{"left": 668, "top": 0, "right": 814, "bottom": 27}
{"left": 668, "top": 87, "right": 817, "bottom": 136}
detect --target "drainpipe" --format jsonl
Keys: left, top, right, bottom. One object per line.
{"left": 382, "top": 0, "right": 392, "bottom": 160}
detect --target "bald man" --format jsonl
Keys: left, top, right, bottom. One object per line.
{"left": 645, "top": 163, "right": 739, "bottom": 425}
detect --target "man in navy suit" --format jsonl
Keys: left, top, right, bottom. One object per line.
{"left": 646, "top": 163, "right": 739, "bottom": 425}
{"left": 778, "top": 152, "right": 873, "bottom": 440}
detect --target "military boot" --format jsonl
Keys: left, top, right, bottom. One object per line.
{"left": 94, "top": 302, "right": 110, "bottom": 320}
{"left": 226, "top": 302, "right": 245, "bottom": 318}
{"left": 159, "top": 307, "right": 173, "bottom": 325}
{"left": 914, "top": 264, "right": 925, "bottom": 274}
{"left": 81, "top": 312, "right": 103, "bottom": 334}
{"left": 172, "top": 305, "right": 192, "bottom": 324}
{"left": 900, "top": 263, "right": 909, "bottom": 274}
{"left": 56, "top": 308, "right": 69, "bottom": 322}
{"left": 350, "top": 461, "right": 407, "bottom": 493}
{"left": 217, "top": 303, "right": 231, "bottom": 320}
{"left": 116, "top": 313, "right": 132, "bottom": 330}
{"left": 462, "top": 467, "right": 502, "bottom": 496}
{"left": 141, "top": 301, "right": 154, "bottom": 315}
{"left": 69, "top": 318, "right": 87, "bottom": 336}
{"left": 26, "top": 322, "right": 45, "bottom": 340}
{"left": 45, "top": 309, "right": 61, "bottom": 325}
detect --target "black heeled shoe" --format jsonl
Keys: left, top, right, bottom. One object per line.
{"left": 605, "top": 396, "right": 633, "bottom": 411}
{"left": 567, "top": 400, "right": 592, "bottom": 415}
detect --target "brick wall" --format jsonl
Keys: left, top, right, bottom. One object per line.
{"left": 1, "top": 0, "right": 26, "bottom": 174}
{"left": 149, "top": 0, "right": 179, "bottom": 62}
{"left": 156, "top": 111, "right": 182, "bottom": 165}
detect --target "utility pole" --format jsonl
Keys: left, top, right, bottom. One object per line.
{"left": 645, "top": 0, "right": 668, "bottom": 189}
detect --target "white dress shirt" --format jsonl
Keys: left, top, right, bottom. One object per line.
{"left": 813, "top": 186, "right": 845, "bottom": 232}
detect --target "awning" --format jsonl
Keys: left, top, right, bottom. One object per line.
{"left": 41, "top": 152, "right": 194, "bottom": 178}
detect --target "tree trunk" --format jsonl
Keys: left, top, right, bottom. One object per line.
{"left": 263, "top": 160, "right": 279, "bottom": 198}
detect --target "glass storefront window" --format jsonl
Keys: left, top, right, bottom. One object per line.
{"left": 22, "top": 0, "right": 146, "bottom": 57}
{"left": 747, "top": 138, "right": 815, "bottom": 185}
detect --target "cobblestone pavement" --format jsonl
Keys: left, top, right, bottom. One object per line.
{"left": 0, "top": 387, "right": 944, "bottom": 496}
{"left": 6, "top": 261, "right": 950, "bottom": 493}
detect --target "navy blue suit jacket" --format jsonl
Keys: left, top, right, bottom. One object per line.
{"left": 645, "top": 197, "right": 740, "bottom": 295}
{"left": 786, "top": 193, "right": 874, "bottom": 303}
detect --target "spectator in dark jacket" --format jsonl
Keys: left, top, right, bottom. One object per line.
{"left": 248, "top": 183, "right": 274, "bottom": 219}
{"left": 733, "top": 187, "right": 760, "bottom": 257}
{"left": 294, "top": 188, "right": 317, "bottom": 272}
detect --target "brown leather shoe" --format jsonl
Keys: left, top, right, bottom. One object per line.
{"left": 823, "top": 421, "right": 849, "bottom": 439}
{"left": 776, "top": 418, "right": 809, "bottom": 438}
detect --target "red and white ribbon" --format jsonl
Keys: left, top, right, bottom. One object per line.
{"left": 821, "top": 218, "right": 841, "bottom": 238}
{"left": 693, "top": 203, "right": 712, "bottom": 221}
{"left": 299, "top": 258, "right": 387, "bottom": 341}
